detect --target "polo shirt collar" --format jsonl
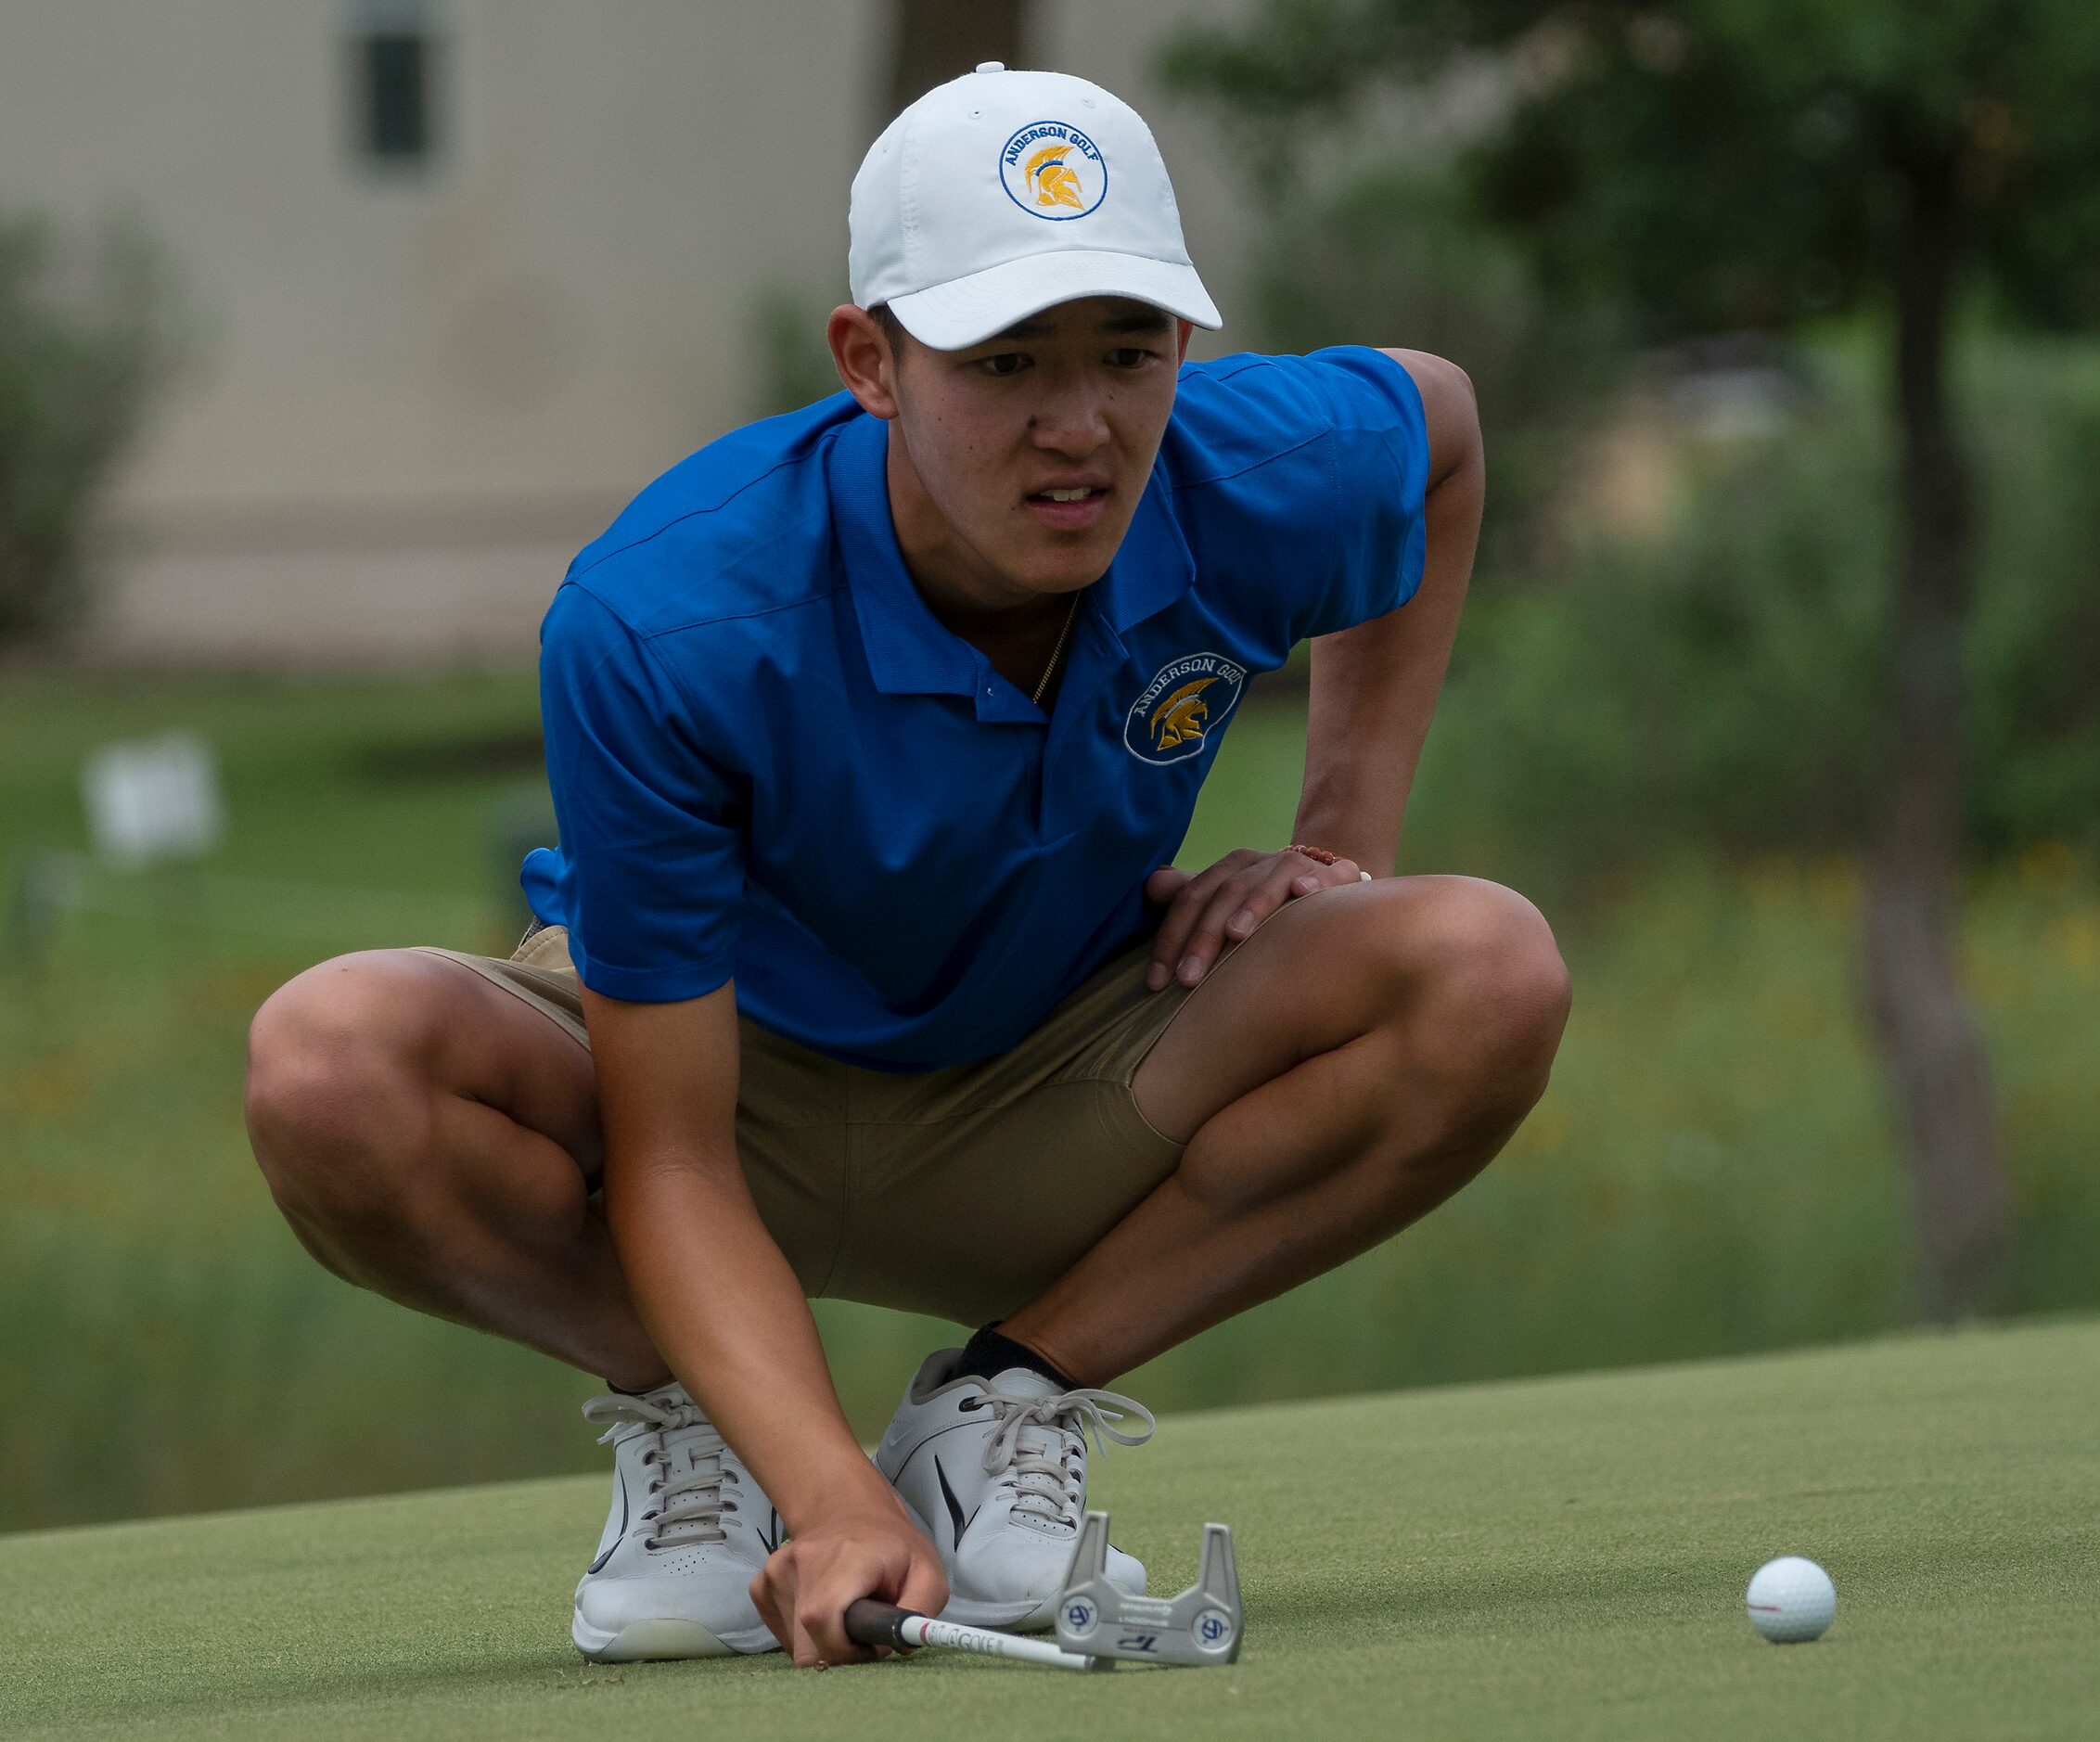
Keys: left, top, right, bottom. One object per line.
{"left": 829, "top": 415, "right": 980, "bottom": 698}
{"left": 1098, "top": 456, "right": 1195, "bottom": 637}
{"left": 828, "top": 412, "right": 1195, "bottom": 698}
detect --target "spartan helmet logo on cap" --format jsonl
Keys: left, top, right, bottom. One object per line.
{"left": 999, "top": 120, "right": 1108, "bottom": 220}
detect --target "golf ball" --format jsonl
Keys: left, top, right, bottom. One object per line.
{"left": 1745, "top": 1556, "right": 1836, "bottom": 1643}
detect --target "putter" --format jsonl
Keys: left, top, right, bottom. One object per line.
{"left": 1055, "top": 1509, "right": 1243, "bottom": 1666}
{"left": 843, "top": 1509, "right": 1243, "bottom": 1672}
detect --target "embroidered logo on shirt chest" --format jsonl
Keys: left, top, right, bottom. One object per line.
{"left": 1123, "top": 651, "right": 1247, "bottom": 765}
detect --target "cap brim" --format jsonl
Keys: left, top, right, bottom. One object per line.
{"left": 885, "top": 250, "right": 1223, "bottom": 351}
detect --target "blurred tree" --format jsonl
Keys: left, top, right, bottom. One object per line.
{"left": 1965, "top": 365, "right": 2100, "bottom": 852}
{"left": 0, "top": 214, "right": 183, "bottom": 649}
{"left": 1165, "top": 0, "right": 2100, "bottom": 1321}
{"left": 1401, "top": 349, "right": 2100, "bottom": 896}
{"left": 1232, "top": 157, "right": 1625, "bottom": 571}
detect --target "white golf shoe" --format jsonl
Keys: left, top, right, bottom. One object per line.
{"left": 875, "top": 1349, "right": 1155, "bottom": 1631}
{"left": 570, "top": 1382, "right": 784, "bottom": 1661}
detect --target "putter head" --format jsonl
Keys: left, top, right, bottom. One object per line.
{"left": 1053, "top": 1509, "right": 1243, "bottom": 1667}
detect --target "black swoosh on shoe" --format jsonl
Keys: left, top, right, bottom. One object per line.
{"left": 934, "top": 1455, "right": 979, "bottom": 1548}
{"left": 587, "top": 1471, "right": 628, "bottom": 1574}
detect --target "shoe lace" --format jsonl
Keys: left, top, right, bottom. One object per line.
{"left": 976, "top": 1384, "right": 1155, "bottom": 1529}
{"left": 582, "top": 1391, "right": 742, "bottom": 1553}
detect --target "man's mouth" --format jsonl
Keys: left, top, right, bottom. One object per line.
{"left": 1026, "top": 483, "right": 1111, "bottom": 531}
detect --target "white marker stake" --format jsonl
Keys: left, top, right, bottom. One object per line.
{"left": 81, "top": 733, "right": 226, "bottom": 869}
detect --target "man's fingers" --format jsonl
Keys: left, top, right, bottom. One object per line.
{"left": 1173, "top": 856, "right": 1309, "bottom": 985}
{"left": 751, "top": 1558, "right": 792, "bottom": 1654}
{"left": 1146, "top": 857, "right": 1250, "bottom": 988}
{"left": 897, "top": 1552, "right": 950, "bottom": 1621}
{"left": 1144, "top": 865, "right": 1192, "bottom": 904}
{"left": 1169, "top": 874, "right": 1269, "bottom": 986}
{"left": 754, "top": 1514, "right": 954, "bottom": 1670}
{"left": 1146, "top": 878, "right": 1213, "bottom": 988}
{"left": 1223, "top": 865, "right": 1311, "bottom": 940}
{"left": 799, "top": 1592, "right": 875, "bottom": 1669}
{"left": 1160, "top": 854, "right": 1370, "bottom": 988}
{"left": 1292, "top": 857, "right": 1364, "bottom": 897}
{"left": 789, "top": 1611, "right": 828, "bottom": 1671}
{"left": 760, "top": 1557, "right": 825, "bottom": 1669}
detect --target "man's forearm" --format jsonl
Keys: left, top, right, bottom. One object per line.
{"left": 1294, "top": 354, "right": 1485, "bottom": 871}
{"left": 582, "top": 980, "right": 897, "bottom": 1534}
{"left": 607, "top": 1159, "right": 889, "bottom": 1531}
{"left": 1293, "top": 611, "right": 1433, "bottom": 877}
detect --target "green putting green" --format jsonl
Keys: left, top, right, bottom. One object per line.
{"left": 6, "top": 1320, "right": 2095, "bottom": 1741}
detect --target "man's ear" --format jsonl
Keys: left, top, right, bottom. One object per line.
{"left": 1175, "top": 318, "right": 1194, "bottom": 363}
{"left": 828, "top": 305, "right": 902, "bottom": 420}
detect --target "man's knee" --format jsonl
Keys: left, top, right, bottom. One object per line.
{"left": 243, "top": 953, "right": 444, "bottom": 1236}
{"left": 1377, "top": 877, "right": 1571, "bottom": 1113}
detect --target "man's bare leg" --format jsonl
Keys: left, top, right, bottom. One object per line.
{"left": 1002, "top": 875, "right": 1571, "bottom": 1385}
{"left": 243, "top": 950, "right": 669, "bottom": 1391}
{"left": 245, "top": 875, "right": 1565, "bottom": 1399}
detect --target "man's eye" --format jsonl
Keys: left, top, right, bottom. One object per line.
{"left": 1108, "top": 348, "right": 1159, "bottom": 368}
{"left": 977, "top": 353, "right": 1029, "bottom": 377}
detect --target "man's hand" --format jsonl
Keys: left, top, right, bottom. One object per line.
{"left": 1145, "top": 848, "right": 1367, "bottom": 991}
{"left": 749, "top": 1486, "right": 950, "bottom": 1669}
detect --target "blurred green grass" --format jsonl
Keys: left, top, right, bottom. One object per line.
{"left": 3, "top": 666, "right": 2096, "bottom": 1534}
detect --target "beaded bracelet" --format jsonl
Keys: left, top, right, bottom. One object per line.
{"left": 1286, "top": 843, "right": 1375, "bottom": 882}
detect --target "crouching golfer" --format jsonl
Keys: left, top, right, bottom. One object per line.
{"left": 243, "top": 63, "right": 1569, "bottom": 1672}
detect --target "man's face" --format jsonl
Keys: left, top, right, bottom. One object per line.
{"left": 877, "top": 297, "right": 1191, "bottom": 607}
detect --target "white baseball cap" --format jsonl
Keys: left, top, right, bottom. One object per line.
{"left": 849, "top": 62, "right": 1223, "bottom": 351}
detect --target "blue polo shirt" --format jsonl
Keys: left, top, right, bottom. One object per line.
{"left": 519, "top": 346, "right": 1428, "bottom": 1072}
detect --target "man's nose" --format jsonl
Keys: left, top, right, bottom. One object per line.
{"left": 1028, "top": 383, "right": 1110, "bottom": 455}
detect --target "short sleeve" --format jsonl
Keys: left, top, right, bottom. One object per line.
{"left": 530, "top": 581, "right": 747, "bottom": 1003}
{"left": 1299, "top": 346, "right": 1431, "bottom": 638}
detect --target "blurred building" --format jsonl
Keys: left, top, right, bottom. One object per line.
{"left": 0, "top": 0, "right": 1254, "bottom": 665}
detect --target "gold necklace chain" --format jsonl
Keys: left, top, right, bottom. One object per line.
{"left": 1029, "top": 591, "right": 1082, "bottom": 708}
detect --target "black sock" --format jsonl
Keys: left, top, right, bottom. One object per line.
{"left": 952, "top": 1323, "right": 1079, "bottom": 1390}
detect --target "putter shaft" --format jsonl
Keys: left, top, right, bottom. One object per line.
{"left": 844, "top": 1600, "right": 1105, "bottom": 1672}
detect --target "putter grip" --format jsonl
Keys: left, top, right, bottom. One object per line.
{"left": 844, "top": 1599, "right": 920, "bottom": 1649}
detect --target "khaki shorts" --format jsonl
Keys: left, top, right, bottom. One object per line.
{"left": 409, "top": 921, "right": 1224, "bottom": 1326}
